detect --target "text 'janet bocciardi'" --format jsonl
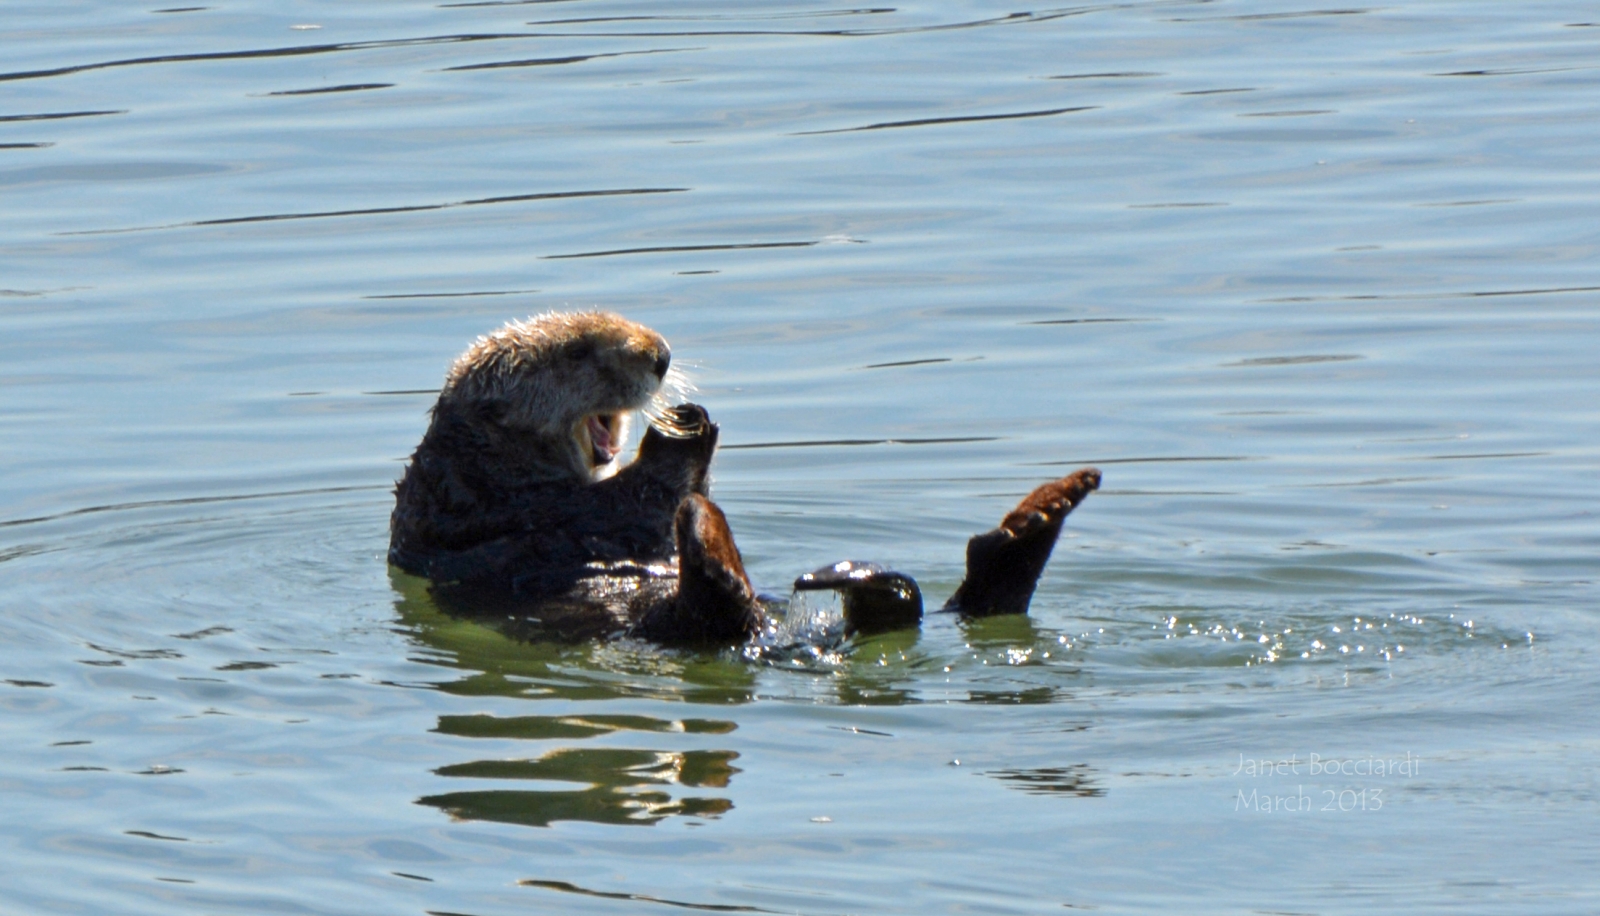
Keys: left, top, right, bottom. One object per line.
{"left": 1231, "top": 753, "right": 1420, "bottom": 814}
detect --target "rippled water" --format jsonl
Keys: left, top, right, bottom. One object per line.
{"left": 4, "top": 2, "right": 1599, "bottom": 913}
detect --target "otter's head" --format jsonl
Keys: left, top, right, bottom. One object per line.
{"left": 434, "top": 312, "right": 685, "bottom": 482}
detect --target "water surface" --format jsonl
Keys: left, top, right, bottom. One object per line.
{"left": 3, "top": 2, "right": 1599, "bottom": 914}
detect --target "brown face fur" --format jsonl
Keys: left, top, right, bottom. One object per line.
{"left": 434, "top": 312, "right": 673, "bottom": 482}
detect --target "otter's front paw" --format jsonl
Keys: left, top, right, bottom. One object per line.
{"left": 657, "top": 403, "right": 713, "bottom": 439}
{"left": 637, "top": 402, "right": 719, "bottom": 481}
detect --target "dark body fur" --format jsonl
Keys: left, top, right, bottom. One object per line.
{"left": 389, "top": 313, "right": 1098, "bottom": 647}
{"left": 391, "top": 401, "right": 731, "bottom": 642}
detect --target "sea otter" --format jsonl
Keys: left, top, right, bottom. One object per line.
{"left": 389, "top": 312, "right": 1099, "bottom": 647}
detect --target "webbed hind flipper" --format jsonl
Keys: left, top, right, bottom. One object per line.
{"left": 794, "top": 561, "right": 923, "bottom": 636}
{"left": 943, "top": 468, "right": 1101, "bottom": 618}
{"left": 630, "top": 494, "right": 763, "bottom": 647}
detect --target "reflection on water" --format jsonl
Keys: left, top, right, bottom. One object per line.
{"left": 392, "top": 569, "right": 759, "bottom": 703}
{"left": 435, "top": 712, "right": 736, "bottom": 739}
{"left": 422, "top": 747, "right": 739, "bottom": 828}
{"left": 436, "top": 747, "right": 739, "bottom": 790}
{"left": 988, "top": 764, "right": 1104, "bottom": 798}
{"left": 399, "top": 570, "right": 749, "bottom": 827}
{"left": 967, "top": 687, "right": 1060, "bottom": 705}
{"left": 519, "top": 878, "right": 778, "bottom": 913}
{"left": 421, "top": 785, "right": 733, "bottom": 828}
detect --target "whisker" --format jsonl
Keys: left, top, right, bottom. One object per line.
{"left": 663, "top": 363, "right": 697, "bottom": 399}
{"left": 643, "top": 364, "right": 698, "bottom": 436}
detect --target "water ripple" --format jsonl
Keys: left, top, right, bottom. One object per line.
{"left": 263, "top": 83, "right": 394, "bottom": 95}
{"left": 0, "top": 109, "right": 126, "bottom": 122}
{"left": 543, "top": 239, "right": 816, "bottom": 259}
{"left": 793, "top": 105, "right": 1096, "bottom": 135}
{"left": 518, "top": 878, "right": 774, "bottom": 912}
{"left": 61, "top": 187, "right": 687, "bottom": 235}
{"left": 443, "top": 47, "right": 698, "bottom": 70}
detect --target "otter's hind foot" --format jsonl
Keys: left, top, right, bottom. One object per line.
{"left": 794, "top": 561, "right": 923, "bottom": 636}
{"left": 943, "top": 467, "right": 1101, "bottom": 619}
{"left": 631, "top": 494, "right": 763, "bottom": 647}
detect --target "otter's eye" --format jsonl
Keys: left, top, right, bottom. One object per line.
{"left": 567, "top": 340, "right": 595, "bottom": 361}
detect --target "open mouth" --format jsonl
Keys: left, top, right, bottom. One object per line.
{"left": 577, "top": 413, "right": 623, "bottom": 469}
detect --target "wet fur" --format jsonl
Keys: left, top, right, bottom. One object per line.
{"left": 390, "top": 312, "right": 1098, "bottom": 647}
{"left": 390, "top": 312, "right": 744, "bottom": 645}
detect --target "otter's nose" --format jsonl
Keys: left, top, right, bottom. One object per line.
{"left": 653, "top": 349, "right": 671, "bottom": 380}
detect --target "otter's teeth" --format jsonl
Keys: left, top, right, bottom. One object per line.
{"left": 586, "top": 414, "right": 618, "bottom": 466}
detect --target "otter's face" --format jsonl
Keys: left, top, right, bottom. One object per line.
{"left": 437, "top": 312, "right": 677, "bottom": 482}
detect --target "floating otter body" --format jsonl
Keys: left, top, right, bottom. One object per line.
{"left": 389, "top": 312, "right": 1099, "bottom": 646}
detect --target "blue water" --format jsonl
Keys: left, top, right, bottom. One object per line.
{"left": 3, "top": 2, "right": 1599, "bottom": 913}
